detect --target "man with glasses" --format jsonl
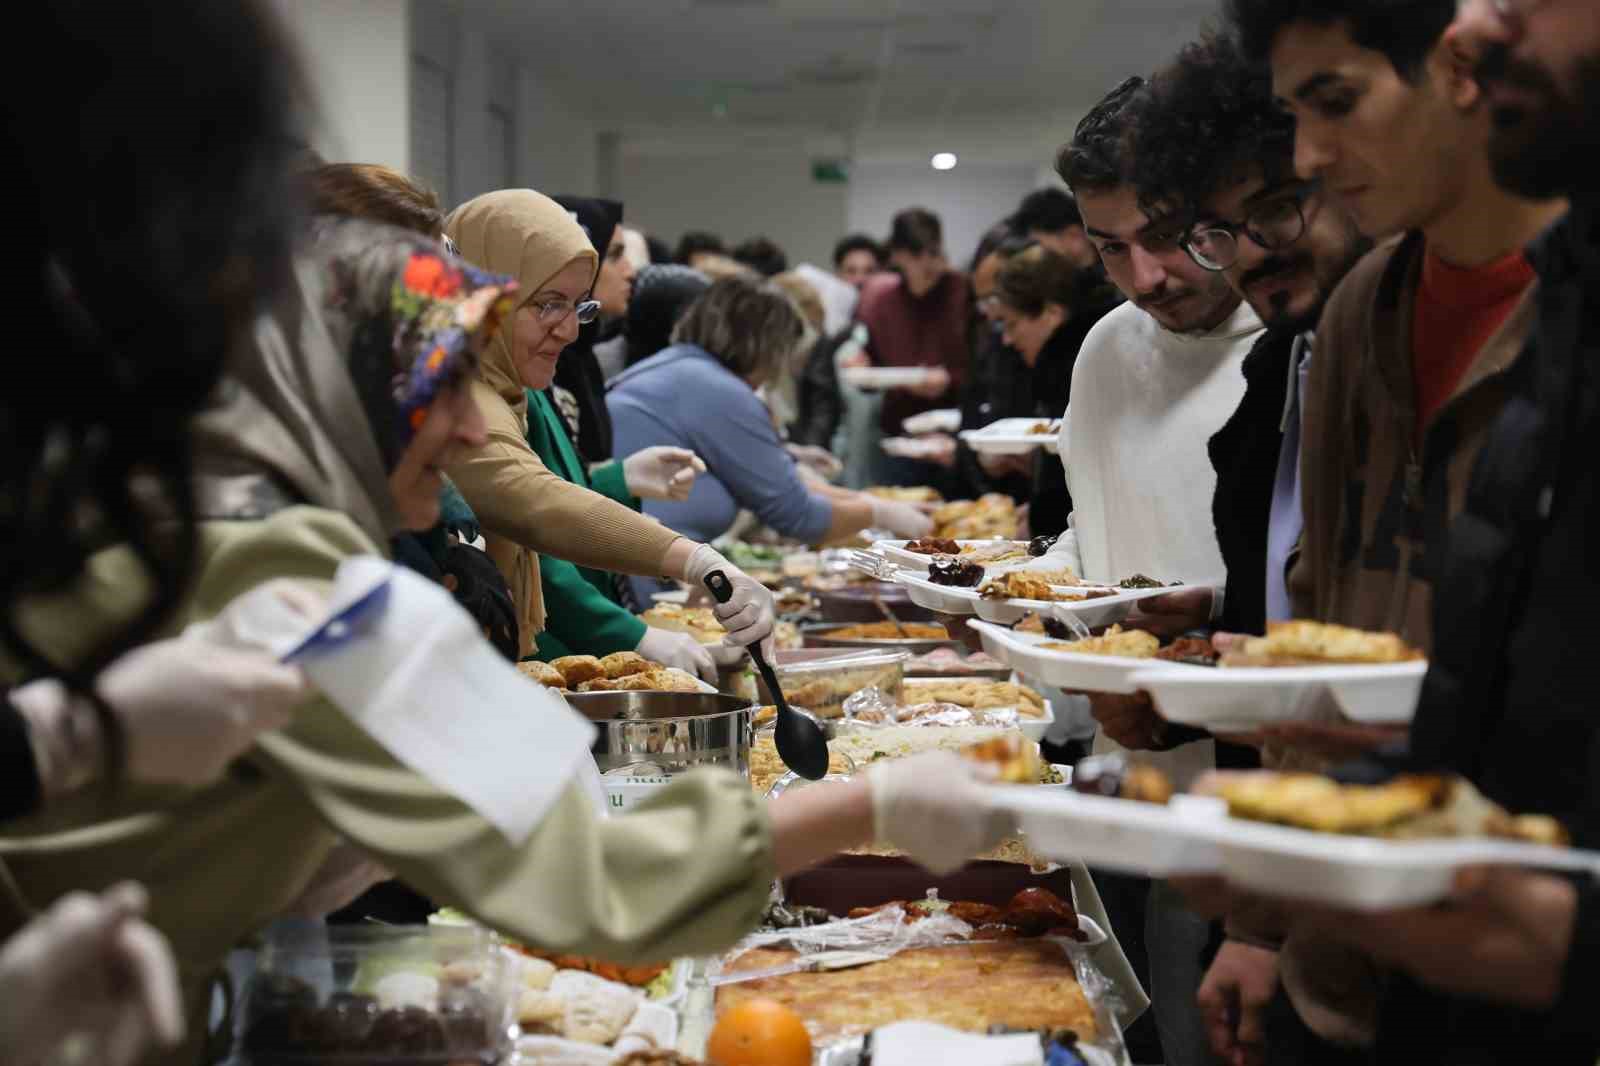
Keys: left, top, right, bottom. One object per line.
{"left": 1126, "top": 34, "right": 1371, "bottom": 1065}
{"left": 1229, "top": 2, "right": 1600, "bottom": 1063}
{"left": 1049, "top": 75, "right": 1265, "bottom": 1066}
{"left": 1193, "top": 0, "right": 1567, "bottom": 1061}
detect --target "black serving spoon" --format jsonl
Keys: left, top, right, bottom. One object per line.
{"left": 703, "top": 571, "right": 830, "bottom": 780}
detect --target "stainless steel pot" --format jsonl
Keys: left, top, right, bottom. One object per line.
{"left": 562, "top": 691, "right": 756, "bottom": 776}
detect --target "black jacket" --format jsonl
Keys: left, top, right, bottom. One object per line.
{"left": 1208, "top": 328, "right": 1298, "bottom": 637}
{"left": 1375, "top": 204, "right": 1600, "bottom": 1062}
{"left": 552, "top": 318, "right": 617, "bottom": 465}
{"left": 793, "top": 329, "right": 847, "bottom": 450}
{"left": 955, "top": 326, "right": 1033, "bottom": 502}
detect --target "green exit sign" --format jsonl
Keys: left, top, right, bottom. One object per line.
{"left": 812, "top": 158, "right": 850, "bottom": 184}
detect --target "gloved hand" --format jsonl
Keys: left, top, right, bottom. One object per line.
{"left": 0, "top": 882, "right": 184, "bottom": 1066}
{"left": 636, "top": 626, "right": 718, "bottom": 681}
{"left": 622, "top": 447, "right": 706, "bottom": 501}
{"left": 12, "top": 632, "right": 311, "bottom": 797}
{"left": 96, "top": 634, "right": 312, "bottom": 787}
{"left": 683, "top": 544, "right": 778, "bottom": 652}
{"left": 785, "top": 443, "right": 843, "bottom": 480}
{"left": 867, "top": 751, "right": 1014, "bottom": 875}
{"left": 868, "top": 497, "right": 934, "bottom": 539}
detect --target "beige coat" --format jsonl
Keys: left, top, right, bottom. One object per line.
{"left": 443, "top": 190, "right": 682, "bottom": 657}
{"left": 0, "top": 508, "right": 774, "bottom": 1066}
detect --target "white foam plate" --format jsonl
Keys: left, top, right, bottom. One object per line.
{"left": 650, "top": 589, "right": 690, "bottom": 605}
{"left": 900, "top": 676, "right": 1055, "bottom": 741}
{"left": 972, "top": 585, "right": 1179, "bottom": 628}
{"left": 1215, "top": 822, "right": 1600, "bottom": 910}
{"left": 840, "top": 365, "right": 940, "bottom": 390}
{"left": 959, "top": 417, "right": 1061, "bottom": 455}
{"left": 901, "top": 407, "right": 962, "bottom": 435}
{"left": 1132, "top": 661, "right": 1428, "bottom": 733}
{"left": 996, "top": 787, "right": 1227, "bottom": 877}
{"left": 880, "top": 436, "right": 951, "bottom": 460}
{"left": 966, "top": 620, "right": 1207, "bottom": 695}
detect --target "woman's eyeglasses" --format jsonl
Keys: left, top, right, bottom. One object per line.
{"left": 529, "top": 297, "right": 602, "bottom": 326}
{"left": 1180, "top": 184, "right": 1319, "bottom": 272}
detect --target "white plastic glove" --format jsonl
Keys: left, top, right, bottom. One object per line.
{"left": 622, "top": 447, "right": 706, "bottom": 501}
{"left": 786, "top": 443, "right": 843, "bottom": 480}
{"left": 682, "top": 544, "right": 778, "bottom": 652}
{"left": 11, "top": 636, "right": 311, "bottom": 797}
{"left": 96, "top": 635, "right": 312, "bottom": 787}
{"left": 868, "top": 497, "right": 934, "bottom": 540}
{"left": 635, "top": 626, "right": 718, "bottom": 681}
{"left": 867, "top": 751, "right": 1014, "bottom": 875}
{"left": 0, "top": 882, "right": 184, "bottom": 1066}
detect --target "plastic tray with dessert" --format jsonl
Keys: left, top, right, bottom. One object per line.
{"left": 896, "top": 677, "right": 1055, "bottom": 742}
{"left": 1130, "top": 620, "right": 1430, "bottom": 732}
{"left": 967, "top": 619, "right": 1213, "bottom": 696}
{"left": 801, "top": 620, "right": 963, "bottom": 654}
{"left": 693, "top": 887, "right": 1128, "bottom": 1065}
{"left": 753, "top": 648, "right": 909, "bottom": 722}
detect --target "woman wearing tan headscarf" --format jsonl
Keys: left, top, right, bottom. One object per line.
{"left": 443, "top": 189, "right": 776, "bottom": 659}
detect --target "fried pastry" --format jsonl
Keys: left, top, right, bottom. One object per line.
{"left": 1223, "top": 620, "right": 1424, "bottom": 666}
{"left": 518, "top": 660, "right": 569, "bottom": 688}
{"left": 1041, "top": 624, "right": 1160, "bottom": 659}
{"left": 550, "top": 655, "right": 606, "bottom": 686}
{"left": 599, "top": 651, "right": 653, "bottom": 679}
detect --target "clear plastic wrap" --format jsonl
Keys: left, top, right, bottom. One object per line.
{"left": 839, "top": 687, "right": 1024, "bottom": 730}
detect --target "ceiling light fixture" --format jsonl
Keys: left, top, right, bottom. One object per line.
{"left": 931, "top": 152, "right": 958, "bottom": 171}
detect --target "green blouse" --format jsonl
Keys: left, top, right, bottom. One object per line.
{"left": 524, "top": 388, "right": 648, "bottom": 660}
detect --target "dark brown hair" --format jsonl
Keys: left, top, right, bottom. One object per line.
{"left": 887, "top": 208, "right": 943, "bottom": 256}
{"left": 305, "top": 163, "right": 444, "bottom": 238}
{"left": 996, "top": 244, "right": 1118, "bottom": 317}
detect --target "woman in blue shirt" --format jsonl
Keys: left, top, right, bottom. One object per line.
{"left": 608, "top": 277, "right": 931, "bottom": 603}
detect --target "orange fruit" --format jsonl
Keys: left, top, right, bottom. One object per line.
{"left": 706, "top": 999, "right": 813, "bottom": 1066}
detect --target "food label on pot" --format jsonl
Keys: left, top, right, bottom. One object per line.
{"left": 606, "top": 776, "right": 675, "bottom": 812}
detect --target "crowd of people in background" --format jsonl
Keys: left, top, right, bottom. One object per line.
{"left": 5, "top": 0, "right": 1600, "bottom": 1063}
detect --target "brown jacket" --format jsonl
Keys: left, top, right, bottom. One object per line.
{"left": 1273, "top": 232, "right": 1538, "bottom": 1045}
{"left": 1289, "top": 232, "right": 1537, "bottom": 648}
{"left": 448, "top": 375, "right": 680, "bottom": 657}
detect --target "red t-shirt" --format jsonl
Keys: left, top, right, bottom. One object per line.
{"left": 1411, "top": 247, "right": 1535, "bottom": 445}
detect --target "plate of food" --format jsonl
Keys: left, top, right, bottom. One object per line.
{"left": 996, "top": 759, "right": 1226, "bottom": 877}
{"left": 969, "top": 575, "right": 1175, "bottom": 628}
{"left": 1130, "top": 621, "right": 1428, "bottom": 731}
{"left": 900, "top": 407, "right": 962, "bottom": 435}
{"left": 958, "top": 418, "right": 1062, "bottom": 456}
{"left": 840, "top": 365, "right": 942, "bottom": 391}
{"left": 1206, "top": 771, "right": 1600, "bottom": 909}
{"left": 928, "top": 494, "right": 1021, "bottom": 540}
{"left": 871, "top": 537, "right": 1033, "bottom": 570}
{"left": 880, "top": 436, "right": 953, "bottom": 461}
{"left": 966, "top": 620, "right": 1213, "bottom": 695}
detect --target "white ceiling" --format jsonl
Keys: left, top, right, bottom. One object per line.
{"left": 453, "top": 0, "right": 1218, "bottom": 163}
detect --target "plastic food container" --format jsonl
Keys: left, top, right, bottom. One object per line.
{"left": 757, "top": 648, "right": 908, "bottom": 720}
{"left": 238, "top": 923, "right": 519, "bottom": 1066}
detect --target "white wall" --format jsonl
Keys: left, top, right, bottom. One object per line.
{"left": 846, "top": 160, "right": 1042, "bottom": 270}
{"left": 617, "top": 149, "right": 849, "bottom": 269}
{"left": 278, "top": 0, "right": 411, "bottom": 171}
{"left": 517, "top": 68, "right": 597, "bottom": 200}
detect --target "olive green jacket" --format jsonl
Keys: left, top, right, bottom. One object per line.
{"left": 0, "top": 507, "right": 773, "bottom": 1065}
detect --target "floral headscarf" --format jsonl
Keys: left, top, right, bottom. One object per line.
{"left": 193, "top": 217, "right": 517, "bottom": 544}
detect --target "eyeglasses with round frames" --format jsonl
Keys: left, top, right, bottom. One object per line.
{"left": 1181, "top": 184, "right": 1320, "bottom": 272}
{"left": 529, "top": 297, "right": 601, "bottom": 326}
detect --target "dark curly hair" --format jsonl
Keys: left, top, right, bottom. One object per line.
{"left": 1130, "top": 32, "right": 1298, "bottom": 218}
{"left": 832, "top": 233, "right": 885, "bottom": 269}
{"left": 1225, "top": 0, "right": 1456, "bottom": 81}
{"left": 996, "top": 245, "right": 1119, "bottom": 319}
{"left": 3, "top": 0, "right": 305, "bottom": 752}
{"left": 1056, "top": 76, "right": 1148, "bottom": 194}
